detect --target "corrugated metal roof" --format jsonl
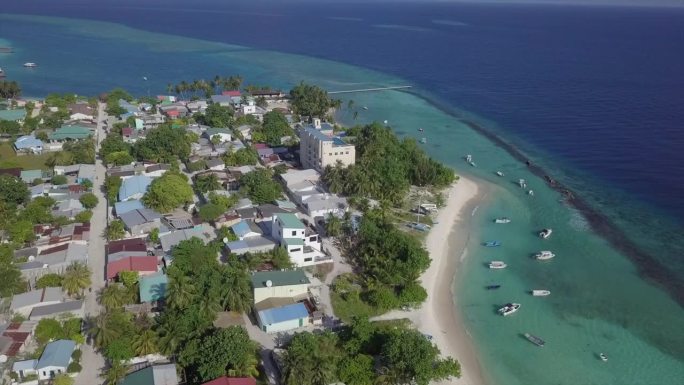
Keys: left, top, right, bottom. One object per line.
{"left": 36, "top": 339, "right": 75, "bottom": 369}
{"left": 250, "top": 269, "right": 310, "bottom": 288}
{"left": 275, "top": 213, "right": 304, "bottom": 229}
{"left": 258, "top": 302, "right": 308, "bottom": 325}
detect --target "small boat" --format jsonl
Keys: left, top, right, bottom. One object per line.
{"left": 599, "top": 353, "right": 608, "bottom": 362}
{"left": 528, "top": 190, "right": 534, "bottom": 196}
{"left": 23, "top": 62, "right": 37, "bottom": 68}
{"left": 420, "top": 137, "right": 427, "bottom": 144}
{"left": 532, "top": 290, "right": 551, "bottom": 296}
{"left": 494, "top": 217, "right": 511, "bottom": 224}
{"left": 498, "top": 303, "right": 521, "bottom": 316}
{"left": 484, "top": 241, "right": 502, "bottom": 247}
{"left": 486, "top": 284, "right": 501, "bottom": 290}
{"left": 535, "top": 250, "right": 555, "bottom": 260}
{"left": 465, "top": 154, "right": 472, "bottom": 162}
{"left": 524, "top": 333, "right": 545, "bottom": 347}
{"left": 489, "top": 261, "right": 507, "bottom": 269}
{"left": 539, "top": 228, "right": 553, "bottom": 239}
{"left": 496, "top": 171, "right": 504, "bottom": 177}
{"left": 0, "top": 68, "right": 5, "bottom": 77}
{"left": 418, "top": 127, "right": 424, "bottom": 132}
{"left": 469, "top": 161, "right": 477, "bottom": 167}
{"left": 362, "top": 106, "right": 368, "bottom": 110}
{"left": 383, "top": 120, "right": 388, "bottom": 124}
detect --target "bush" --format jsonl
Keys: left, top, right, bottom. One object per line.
{"left": 366, "top": 285, "right": 399, "bottom": 310}
{"left": 67, "top": 361, "right": 82, "bottom": 373}
{"left": 51, "top": 174, "right": 68, "bottom": 185}
{"left": 79, "top": 192, "right": 99, "bottom": 209}
{"left": 398, "top": 282, "right": 428, "bottom": 306}
{"left": 74, "top": 210, "right": 93, "bottom": 223}
{"left": 198, "top": 203, "right": 225, "bottom": 222}
{"left": 71, "top": 348, "right": 82, "bottom": 362}
{"left": 36, "top": 273, "right": 63, "bottom": 289}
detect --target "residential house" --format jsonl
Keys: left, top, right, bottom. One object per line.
{"left": 159, "top": 104, "right": 189, "bottom": 119}
{"left": 48, "top": 125, "right": 92, "bottom": 141}
{"left": 235, "top": 124, "right": 252, "bottom": 140}
{"left": 257, "top": 203, "right": 296, "bottom": 222}
{"left": 230, "top": 220, "right": 263, "bottom": 240}
{"left": 241, "top": 97, "right": 256, "bottom": 115}
{"left": 0, "top": 108, "right": 26, "bottom": 122}
{"left": 19, "top": 242, "right": 88, "bottom": 280}
{"left": 256, "top": 302, "right": 309, "bottom": 334}
{"left": 280, "top": 169, "right": 320, "bottom": 190}
{"left": 28, "top": 300, "right": 84, "bottom": 320}
{"left": 19, "top": 169, "right": 43, "bottom": 184}
{"left": 114, "top": 200, "right": 145, "bottom": 216}
{"left": 106, "top": 238, "right": 148, "bottom": 262}
{"left": 187, "top": 100, "right": 208, "bottom": 113}
{"left": 203, "top": 127, "right": 232, "bottom": 143}
{"left": 10, "top": 287, "right": 64, "bottom": 317}
{"left": 250, "top": 89, "right": 285, "bottom": 99}
{"left": 0, "top": 321, "right": 36, "bottom": 358}
{"left": 67, "top": 102, "right": 95, "bottom": 121}
{"left": 144, "top": 163, "right": 171, "bottom": 178}
{"left": 251, "top": 270, "right": 310, "bottom": 305}
{"left": 299, "top": 119, "right": 355, "bottom": 172}
{"left": 118, "top": 175, "right": 152, "bottom": 201}
{"left": 210, "top": 95, "right": 233, "bottom": 107}
{"left": 159, "top": 223, "right": 215, "bottom": 252}
{"left": 122, "top": 127, "right": 142, "bottom": 143}
{"left": 12, "top": 339, "right": 76, "bottom": 381}
{"left": 214, "top": 212, "right": 241, "bottom": 229}
{"left": 120, "top": 363, "right": 179, "bottom": 385}
{"left": 206, "top": 158, "right": 225, "bottom": 171}
{"left": 37, "top": 222, "right": 90, "bottom": 247}
{"left": 202, "top": 377, "right": 256, "bottom": 385}
{"left": 119, "top": 208, "right": 163, "bottom": 236}
{"left": 271, "top": 213, "right": 325, "bottom": 267}
{"left": 225, "top": 237, "right": 276, "bottom": 255}
{"left": 139, "top": 271, "right": 168, "bottom": 304}
{"left": 52, "top": 198, "right": 84, "bottom": 219}
{"left": 13, "top": 135, "right": 44, "bottom": 154}
{"left": 304, "top": 195, "right": 348, "bottom": 218}
{"left": 53, "top": 163, "right": 95, "bottom": 184}
{"left": 106, "top": 255, "right": 158, "bottom": 280}
{"left": 137, "top": 114, "right": 166, "bottom": 130}
{"left": 157, "top": 95, "right": 177, "bottom": 103}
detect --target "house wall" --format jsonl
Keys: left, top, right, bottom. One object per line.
{"left": 129, "top": 221, "right": 162, "bottom": 236}
{"left": 259, "top": 316, "right": 307, "bottom": 334}
{"left": 271, "top": 219, "right": 305, "bottom": 240}
{"left": 37, "top": 364, "right": 68, "bottom": 380}
{"left": 254, "top": 283, "right": 309, "bottom": 304}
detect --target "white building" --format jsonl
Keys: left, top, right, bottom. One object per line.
{"left": 299, "top": 119, "right": 356, "bottom": 172}
{"left": 251, "top": 269, "right": 311, "bottom": 305}
{"left": 271, "top": 213, "right": 325, "bottom": 267}
{"left": 13, "top": 339, "right": 76, "bottom": 381}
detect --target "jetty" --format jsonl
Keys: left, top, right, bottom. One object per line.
{"left": 328, "top": 85, "right": 412, "bottom": 94}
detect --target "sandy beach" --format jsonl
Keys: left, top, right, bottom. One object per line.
{"left": 373, "top": 175, "right": 486, "bottom": 385}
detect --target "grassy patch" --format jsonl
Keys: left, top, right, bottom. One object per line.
{"left": 330, "top": 291, "right": 383, "bottom": 323}
{"left": 0, "top": 142, "right": 51, "bottom": 170}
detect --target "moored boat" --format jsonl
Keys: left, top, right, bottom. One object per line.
{"left": 531, "top": 290, "right": 551, "bottom": 296}
{"left": 535, "top": 250, "right": 555, "bottom": 260}
{"left": 498, "top": 303, "right": 521, "bottom": 316}
{"left": 528, "top": 190, "right": 534, "bottom": 196}
{"left": 524, "top": 333, "right": 545, "bottom": 347}
{"left": 420, "top": 137, "right": 427, "bottom": 144}
{"left": 0, "top": 68, "right": 5, "bottom": 77}
{"left": 599, "top": 353, "right": 608, "bottom": 362}
{"left": 23, "top": 62, "right": 37, "bottom": 67}
{"left": 486, "top": 284, "right": 501, "bottom": 290}
{"left": 488, "top": 261, "right": 507, "bottom": 269}
{"left": 496, "top": 171, "right": 504, "bottom": 177}
{"left": 484, "top": 240, "right": 502, "bottom": 247}
{"left": 519, "top": 179, "right": 527, "bottom": 188}
{"left": 494, "top": 217, "right": 511, "bottom": 224}
{"left": 539, "top": 228, "right": 553, "bottom": 239}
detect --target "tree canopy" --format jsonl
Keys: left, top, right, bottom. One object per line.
{"left": 223, "top": 146, "right": 258, "bottom": 166}
{"left": 239, "top": 169, "right": 282, "bottom": 204}
{"left": 198, "top": 103, "right": 234, "bottom": 128}
{"left": 142, "top": 172, "right": 193, "bottom": 213}
{"left": 133, "top": 124, "right": 192, "bottom": 162}
{"left": 0, "top": 245, "right": 27, "bottom": 297}
{"left": 290, "top": 82, "right": 337, "bottom": 118}
{"left": 0, "top": 175, "right": 29, "bottom": 206}
{"left": 253, "top": 111, "right": 293, "bottom": 146}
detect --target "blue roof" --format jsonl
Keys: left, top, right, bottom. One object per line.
{"left": 119, "top": 175, "right": 152, "bottom": 201}
{"left": 258, "top": 303, "right": 309, "bottom": 325}
{"left": 139, "top": 271, "right": 168, "bottom": 303}
{"left": 37, "top": 340, "right": 76, "bottom": 369}
{"left": 226, "top": 240, "right": 248, "bottom": 252}
{"left": 115, "top": 199, "right": 144, "bottom": 215}
{"left": 231, "top": 221, "right": 251, "bottom": 238}
{"left": 211, "top": 95, "right": 232, "bottom": 104}
{"left": 14, "top": 135, "right": 44, "bottom": 149}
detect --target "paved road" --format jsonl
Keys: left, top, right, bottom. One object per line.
{"left": 76, "top": 102, "right": 108, "bottom": 385}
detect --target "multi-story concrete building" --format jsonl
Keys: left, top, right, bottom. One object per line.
{"left": 299, "top": 119, "right": 355, "bottom": 171}
{"left": 271, "top": 213, "right": 326, "bottom": 267}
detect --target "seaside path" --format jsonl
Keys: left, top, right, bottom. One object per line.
{"left": 76, "top": 102, "right": 108, "bottom": 385}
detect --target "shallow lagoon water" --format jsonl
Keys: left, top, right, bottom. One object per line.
{"left": 1, "top": 14, "right": 683, "bottom": 385}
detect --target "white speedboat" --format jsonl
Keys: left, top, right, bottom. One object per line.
{"left": 362, "top": 106, "right": 368, "bottom": 110}
{"left": 420, "top": 137, "right": 427, "bottom": 144}
{"left": 23, "top": 62, "right": 37, "bottom": 68}
{"left": 528, "top": 190, "right": 534, "bottom": 196}
{"left": 496, "top": 171, "right": 504, "bottom": 177}
{"left": 532, "top": 290, "right": 551, "bottom": 296}
{"left": 0, "top": 68, "right": 5, "bottom": 77}
{"left": 535, "top": 251, "right": 555, "bottom": 260}
{"left": 489, "top": 261, "right": 507, "bottom": 269}
{"left": 599, "top": 353, "right": 608, "bottom": 362}
{"left": 469, "top": 161, "right": 477, "bottom": 167}
{"left": 539, "top": 228, "right": 553, "bottom": 239}
{"left": 498, "top": 303, "right": 521, "bottom": 316}
{"left": 466, "top": 154, "right": 472, "bottom": 163}
{"left": 494, "top": 217, "right": 511, "bottom": 224}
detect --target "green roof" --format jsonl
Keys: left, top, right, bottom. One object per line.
{"left": 48, "top": 125, "right": 92, "bottom": 141}
{"left": 0, "top": 109, "right": 27, "bottom": 121}
{"left": 206, "top": 127, "right": 230, "bottom": 135}
{"left": 276, "top": 213, "right": 305, "bottom": 229}
{"left": 283, "top": 238, "right": 304, "bottom": 246}
{"left": 121, "top": 367, "right": 154, "bottom": 385}
{"left": 251, "top": 269, "right": 310, "bottom": 288}
{"left": 20, "top": 169, "right": 42, "bottom": 182}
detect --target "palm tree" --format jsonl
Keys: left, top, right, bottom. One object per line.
{"left": 167, "top": 274, "right": 196, "bottom": 310}
{"left": 88, "top": 313, "right": 117, "bottom": 349}
{"left": 98, "top": 285, "right": 127, "bottom": 310}
{"left": 195, "top": 174, "right": 221, "bottom": 193}
{"left": 220, "top": 268, "right": 252, "bottom": 312}
{"left": 227, "top": 353, "right": 260, "bottom": 378}
{"left": 105, "top": 219, "right": 126, "bottom": 241}
{"left": 132, "top": 329, "right": 158, "bottom": 356}
{"left": 157, "top": 324, "right": 180, "bottom": 356}
{"left": 62, "top": 262, "right": 92, "bottom": 297}
{"left": 103, "top": 360, "right": 127, "bottom": 385}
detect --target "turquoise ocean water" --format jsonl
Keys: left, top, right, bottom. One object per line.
{"left": 1, "top": 14, "right": 683, "bottom": 385}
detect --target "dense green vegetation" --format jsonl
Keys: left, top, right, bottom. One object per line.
{"left": 0, "top": 175, "right": 29, "bottom": 206}
{"left": 142, "top": 171, "right": 194, "bottom": 212}
{"left": 289, "top": 82, "right": 340, "bottom": 118}
{"left": 239, "top": 168, "right": 283, "bottom": 204}
{"left": 281, "top": 317, "right": 460, "bottom": 385}
{"left": 0, "top": 244, "right": 27, "bottom": 298}
{"left": 324, "top": 122, "right": 455, "bottom": 204}
{"left": 251, "top": 111, "right": 294, "bottom": 146}
{"left": 133, "top": 124, "right": 193, "bottom": 162}
{"left": 197, "top": 103, "right": 234, "bottom": 128}
{"left": 0, "top": 80, "right": 21, "bottom": 98}
{"left": 223, "top": 146, "right": 258, "bottom": 166}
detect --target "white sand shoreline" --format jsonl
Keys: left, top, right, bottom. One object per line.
{"left": 373, "top": 175, "right": 486, "bottom": 384}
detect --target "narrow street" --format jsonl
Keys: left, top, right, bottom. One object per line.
{"left": 75, "top": 102, "right": 108, "bottom": 385}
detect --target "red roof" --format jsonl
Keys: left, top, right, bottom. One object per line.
{"left": 106, "top": 255, "right": 158, "bottom": 279}
{"left": 106, "top": 238, "right": 147, "bottom": 255}
{"left": 202, "top": 377, "right": 256, "bottom": 385}
{"left": 166, "top": 110, "right": 180, "bottom": 117}
{"left": 39, "top": 243, "right": 69, "bottom": 256}
{"left": 122, "top": 127, "right": 133, "bottom": 136}
{"left": 69, "top": 184, "right": 86, "bottom": 193}
{"left": 221, "top": 90, "right": 241, "bottom": 97}
{"left": 253, "top": 143, "right": 268, "bottom": 149}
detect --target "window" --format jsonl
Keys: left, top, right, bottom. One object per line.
{"left": 291, "top": 230, "right": 297, "bottom": 236}
{"left": 329, "top": 153, "right": 332, "bottom": 156}
{"left": 309, "top": 236, "right": 317, "bottom": 242}
{"left": 291, "top": 248, "right": 301, "bottom": 252}
{"left": 304, "top": 257, "right": 313, "bottom": 262}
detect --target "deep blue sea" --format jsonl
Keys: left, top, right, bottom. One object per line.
{"left": 1, "top": 1, "right": 683, "bottom": 384}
